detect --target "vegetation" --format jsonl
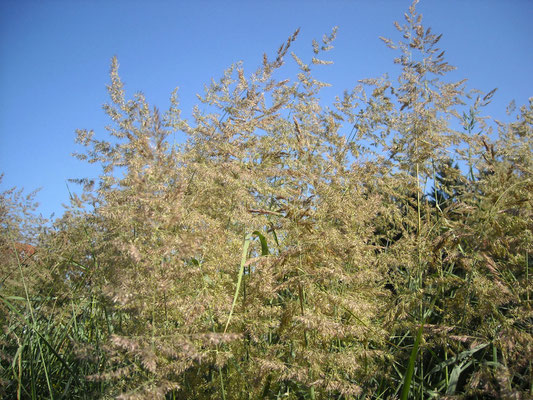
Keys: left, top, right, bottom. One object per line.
{"left": 1, "top": 1, "right": 531, "bottom": 398}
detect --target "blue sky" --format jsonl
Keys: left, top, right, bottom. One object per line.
{"left": 1, "top": 0, "right": 532, "bottom": 220}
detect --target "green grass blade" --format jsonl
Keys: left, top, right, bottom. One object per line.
{"left": 428, "top": 342, "right": 488, "bottom": 375}
{"left": 446, "top": 360, "right": 473, "bottom": 395}
{"left": 400, "top": 323, "right": 424, "bottom": 400}
{"left": 224, "top": 234, "right": 252, "bottom": 333}
{"left": 223, "top": 231, "right": 269, "bottom": 333}
{"left": 252, "top": 230, "right": 269, "bottom": 256}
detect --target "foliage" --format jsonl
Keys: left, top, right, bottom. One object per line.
{"left": 1, "top": 1, "right": 531, "bottom": 399}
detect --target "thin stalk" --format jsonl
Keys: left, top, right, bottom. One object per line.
{"left": 415, "top": 127, "right": 423, "bottom": 398}
{"left": 444, "top": 346, "right": 449, "bottom": 388}
{"left": 218, "top": 362, "right": 227, "bottom": 400}
{"left": 211, "top": 314, "right": 227, "bottom": 400}
{"left": 416, "top": 162, "right": 422, "bottom": 277}
{"left": 526, "top": 250, "right": 530, "bottom": 305}
{"left": 152, "top": 291, "right": 156, "bottom": 351}
{"left": 17, "top": 338, "right": 22, "bottom": 400}
{"left": 11, "top": 239, "right": 54, "bottom": 399}
{"left": 298, "top": 251, "right": 313, "bottom": 398}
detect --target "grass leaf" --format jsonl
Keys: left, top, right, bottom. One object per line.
{"left": 400, "top": 323, "right": 424, "bottom": 400}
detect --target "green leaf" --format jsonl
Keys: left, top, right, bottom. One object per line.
{"left": 224, "top": 234, "right": 252, "bottom": 333}
{"left": 446, "top": 360, "right": 473, "bottom": 395}
{"left": 224, "top": 231, "right": 270, "bottom": 333}
{"left": 400, "top": 323, "right": 424, "bottom": 400}
{"left": 252, "top": 230, "right": 270, "bottom": 256}
{"left": 428, "top": 342, "right": 488, "bottom": 375}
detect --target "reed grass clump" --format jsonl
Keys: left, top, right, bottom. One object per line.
{"left": 1, "top": 1, "right": 531, "bottom": 398}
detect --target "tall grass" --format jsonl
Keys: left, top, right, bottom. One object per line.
{"left": 1, "top": 1, "right": 531, "bottom": 398}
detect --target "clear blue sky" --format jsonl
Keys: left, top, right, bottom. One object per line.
{"left": 1, "top": 0, "right": 532, "bottom": 220}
